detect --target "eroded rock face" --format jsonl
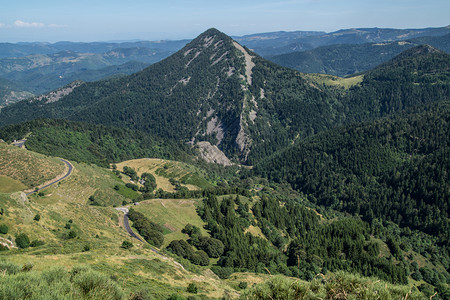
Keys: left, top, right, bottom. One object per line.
{"left": 197, "top": 141, "right": 233, "bottom": 166}
{"left": 32, "top": 80, "right": 84, "bottom": 104}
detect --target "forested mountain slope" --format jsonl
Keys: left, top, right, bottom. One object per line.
{"left": 0, "top": 30, "right": 448, "bottom": 167}
{"left": 253, "top": 101, "right": 450, "bottom": 244}
{"left": 0, "top": 119, "right": 193, "bottom": 168}
{"left": 268, "top": 33, "right": 450, "bottom": 76}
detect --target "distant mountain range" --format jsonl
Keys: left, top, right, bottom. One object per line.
{"left": 1, "top": 29, "right": 448, "bottom": 166}
{"left": 269, "top": 33, "right": 450, "bottom": 76}
{"left": 0, "top": 26, "right": 449, "bottom": 106}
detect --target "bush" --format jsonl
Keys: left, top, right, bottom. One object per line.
{"left": 82, "top": 244, "right": 90, "bottom": 252}
{"left": 0, "top": 260, "right": 21, "bottom": 274}
{"left": 67, "top": 230, "right": 77, "bottom": 239}
{"left": 30, "top": 240, "right": 45, "bottom": 247}
{"left": 21, "top": 262, "right": 33, "bottom": 272}
{"left": 126, "top": 183, "right": 139, "bottom": 191}
{"left": 121, "top": 240, "right": 133, "bottom": 249}
{"left": 211, "top": 266, "right": 233, "bottom": 279}
{"left": 15, "top": 233, "right": 30, "bottom": 249}
{"left": 239, "top": 281, "right": 248, "bottom": 290}
{"left": 71, "top": 267, "right": 124, "bottom": 299}
{"left": 130, "top": 289, "right": 153, "bottom": 300}
{"left": 34, "top": 214, "right": 41, "bottom": 221}
{"left": 186, "top": 283, "right": 198, "bottom": 294}
{"left": 0, "top": 224, "right": 8, "bottom": 234}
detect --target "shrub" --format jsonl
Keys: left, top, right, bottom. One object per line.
{"left": 71, "top": 268, "right": 124, "bottom": 299}
{"left": 82, "top": 244, "right": 90, "bottom": 252}
{"left": 0, "top": 224, "right": 8, "bottom": 234}
{"left": 239, "top": 281, "right": 248, "bottom": 290}
{"left": 186, "top": 283, "right": 198, "bottom": 294}
{"left": 0, "top": 260, "right": 21, "bottom": 274}
{"left": 121, "top": 240, "right": 133, "bottom": 249}
{"left": 34, "top": 214, "right": 41, "bottom": 221}
{"left": 211, "top": 266, "right": 233, "bottom": 279}
{"left": 21, "top": 262, "right": 34, "bottom": 272}
{"left": 15, "top": 233, "right": 30, "bottom": 249}
{"left": 130, "top": 289, "right": 153, "bottom": 300}
{"left": 30, "top": 240, "right": 45, "bottom": 247}
{"left": 67, "top": 230, "right": 77, "bottom": 239}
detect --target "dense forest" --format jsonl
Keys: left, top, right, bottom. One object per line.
{"left": 253, "top": 101, "right": 450, "bottom": 244}
{"left": 0, "top": 119, "right": 193, "bottom": 167}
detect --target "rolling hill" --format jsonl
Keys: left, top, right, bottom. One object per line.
{"left": 268, "top": 33, "right": 450, "bottom": 76}
{"left": 1, "top": 30, "right": 449, "bottom": 168}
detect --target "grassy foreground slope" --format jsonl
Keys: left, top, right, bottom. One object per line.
{"left": 0, "top": 142, "right": 65, "bottom": 188}
{"left": 0, "top": 145, "right": 438, "bottom": 298}
{"left": 0, "top": 147, "right": 247, "bottom": 299}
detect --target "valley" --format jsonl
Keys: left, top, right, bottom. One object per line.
{"left": 0, "top": 27, "right": 449, "bottom": 299}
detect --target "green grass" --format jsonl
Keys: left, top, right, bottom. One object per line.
{"left": 243, "top": 272, "right": 426, "bottom": 299}
{"left": 113, "top": 185, "right": 140, "bottom": 201}
{"left": 0, "top": 143, "right": 65, "bottom": 188}
{"left": 131, "top": 198, "right": 209, "bottom": 247}
{"left": 0, "top": 175, "right": 27, "bottom": 193}
{"left": 305, "top": 73, "right": 363, "bottom": 89}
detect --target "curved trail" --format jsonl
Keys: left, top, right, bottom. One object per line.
{"left": 115, "top": 207, "right": 159, "bottom": 253}
{"left": 26, "top": 158, "right": 73, "bottom": 196}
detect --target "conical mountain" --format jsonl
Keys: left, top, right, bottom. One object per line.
{"left": 0, "top": 28, "right": 340, "bottom": 164}
{"left": 1, "top": 31, "right": 448, "bottom": 165}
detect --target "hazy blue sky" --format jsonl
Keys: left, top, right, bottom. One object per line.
{"left": 1, "top": 0, "right": 449, "bottom": 42}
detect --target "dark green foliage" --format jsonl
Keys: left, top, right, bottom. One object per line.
{"left": 67, "top": 230, "right": 77, "bottom": 239}
{"left": 82, "top": 244, "right": 90, "bottom": 252}
{"left": 15, "top": 233, "right": 30, "bottom": 249}
{"left": 33, "top": 214, "right": 40, "bottom": 221}
{"left": 210, "top": 266, "right": 233, "bottom": 279}
{"left": 140, "top": 172, "right": 157, "bottom": 193}
{"left": 191, "top": 236, "right": 224, "bottom": 258}
{"left": 0, "top": 224, "right": 8, "bottom": 234}
{"left": 168, "top": 294, "right": 186, "bottom": 300}
{"left": 0, "top": 119, "right": 192, "bottom": 168}
{"left": 186, "top": 283, "right": 198, "bottom": 294}
{"left": 30, "top": 240, "right": 45, "bottom": 247}
{"left": 123, "top": 166, "right": 138, "bottom": 182}
{"left": 121, "top": 240, "right": 133, "bottom": 249}
{"left": 166, "top": 240, "right": 209, "bottom": 266}
{"left": 128, "top": 208, "right": 164, "bottom": 247}
{"left": 238, "top": 281, "right": 248, "bottom": 290}
{"left": 21, "top": 262, "right": 33, "bottom": 272}
{"left": 198, "top": 195, "right": 287, "bottom": 274}
{"left": 126, "top": 183, "right": 139, "bottom": 191}
{"left": 287, "top": 218, "right": 408, "bottom": 284}
{"left": 386, "top": 237, "right": 402, "bottom": 260}
{"left": 254, "top": 102, "right": 450, "bottom": 243}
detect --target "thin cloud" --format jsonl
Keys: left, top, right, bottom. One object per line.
{"left": 8, "top": 20, "right": 68, "bottom": 29}
{"left": 14, "top": 20, "right": 45, "bottom": 28}
{"left": 48, "top": 24, "right": 69, "bottom": 28}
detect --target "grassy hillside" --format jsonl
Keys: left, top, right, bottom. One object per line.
{"left": 116, "top": 158, "right": 214, "bottom": 193}
{"left": 0, "top": 142, "right": 65, "bottom": 188}
{"left": 0, "top": 152, "right": 243, "bottom": 299}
